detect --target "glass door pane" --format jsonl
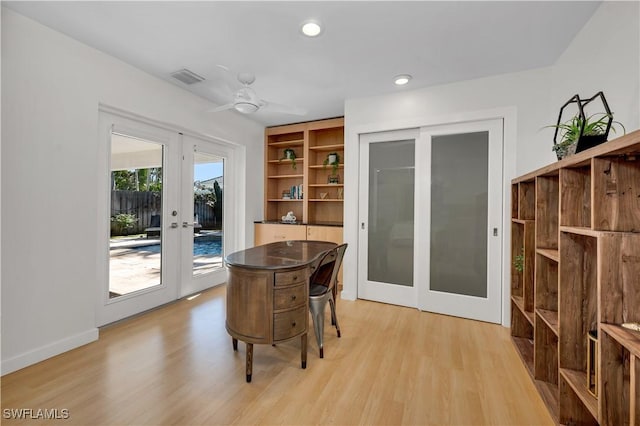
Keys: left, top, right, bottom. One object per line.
{"left": 430, "top": 132, "right": 488, "bottom": 297}
{"left": 109, "top": 133, "right": 163, "bottom": 298}
{"left": 191, "top": 152, "right": 224, "bottom": 276}
{"left": 368, "top": 140, "right": 415, "bottom": 287}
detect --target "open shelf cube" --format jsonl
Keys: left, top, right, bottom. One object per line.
{"left": 599, "top": 327, "right": 638, "bottom": 426}
{"left": 512, "top": 304, "right": 534, "bottom": 375}
{"left": 536, "top": 175, "right": 559, "bottom": 249}
{"left": 560, "top": 370, "right": 598, "bottom": 425}
{"left": 559, "top": 231, "right": 598, "bottom": 373}
{"left": 535, "top": 313, "right": 559, "bottom": 385}
{"left": 560, "top": 166, "right": 592, "bottom": 228}
{"left": 592, "top": 156, "right": 640, "bottom": 232}
{"left": 519, "top": 180, "right": 536, "bottom": 220}
{"left": 535, "top": 253, "right": 558, "bottom": 313}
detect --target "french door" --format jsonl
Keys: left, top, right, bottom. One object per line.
{"left": 97, "top": 111, "right": 231, "bottom": 326}
{"left": 358, "top": 119, "right": 503, "bottom": 323}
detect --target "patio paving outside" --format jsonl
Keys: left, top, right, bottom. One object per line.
{"left": 109, "top": 231, "right": 223, "bottom": 297}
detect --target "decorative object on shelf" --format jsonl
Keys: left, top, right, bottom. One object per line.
{"left": 622, "top": 322, "right": 640, "bottom": 332}
{"left": 547, "top": 91, "right": 625, "bottom": 160}
{"left": 320, "top": 192, "right": 328, "bottom": 199}
{"left": 513, "top": 247, "right": 524, "bottom": 272}
{"left": 289, "top": 184, "right": 303, "bottom": 200}
{"left": 280, "top": 148, "right": 297, "bottom": 169}
{"left": 328, "top": 174, "right": 340, "bottom": 184}
{"left": 323, "top": 152, "right": 341, "bottom": 175}
{"left": 282, "top": 190, "right": 291, "bottom": 200}
{"left": 337, "top": 188, "right": 343, "bottom": 199}
{"left": 281, "top": 211, "right": 297, "bottom": 223}
{"left": 586, "top": 330, "right": 598, "bottom": 397}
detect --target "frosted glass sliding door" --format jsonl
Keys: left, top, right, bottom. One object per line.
{"left": 430, "top": 132, "right": 488, "bottom": 297}
{"left": 358, "top": 129, "right": 419, "bottom": 307}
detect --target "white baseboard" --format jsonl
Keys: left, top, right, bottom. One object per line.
{"left": 1, "top": 328, "right": 99, "bottom": 376}
{"left": 340, "top": 290, "right": 357, "bottom": 301}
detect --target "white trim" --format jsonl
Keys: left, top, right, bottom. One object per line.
{"left": 1, "top": 328, "right": 98, "bottom": 375}
{"left": 343, "top": 106, "right": 517, "bottom": 327}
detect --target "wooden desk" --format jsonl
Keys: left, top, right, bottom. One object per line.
{"left": 225, "top": 240, "right": 337, "bottom": 382}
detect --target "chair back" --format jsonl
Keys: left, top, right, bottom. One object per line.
{"left": 327, "top": 244, "right": 347, "bottom": 291}
{"left": 309, "top": 249, "right": 336, "bottom": 287}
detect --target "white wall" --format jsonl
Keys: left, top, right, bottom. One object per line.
{"left": 1, "top": 8, "right": 264, "bottom": 374}
{"left": 342, "top": 1, "right": 639, "bottom": 326}
{"left": 551, "top": 1, "right": 639, "bottom": 134}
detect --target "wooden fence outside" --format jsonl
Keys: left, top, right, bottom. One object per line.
{"left": 111, "top": 191, "right": 220, "bottom": 236}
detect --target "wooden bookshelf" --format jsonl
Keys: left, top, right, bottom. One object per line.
{"left": 511, "top": 129, "right": 640, "bottom": 424}
{"left": 264, "top": 117, "right": 344, "bottom": 224}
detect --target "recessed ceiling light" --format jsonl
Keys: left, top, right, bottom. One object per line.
{"left": 394, "top": 74, "right": 412, "bottom": 86}
{"left": 301, "top": 20, "right": 322, "bottom": 37}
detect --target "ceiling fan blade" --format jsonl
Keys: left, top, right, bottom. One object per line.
{"left": 207, "top": 103, "right": 235, "bottom": 113}
{"left": 261, "top": 101, "right": 307, "bottom": 116}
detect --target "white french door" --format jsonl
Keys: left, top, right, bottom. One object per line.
{"left": 97, "top": 111, "right": 234, "bottom": 326}
{"left": 179, "top": 134, "right": 235, "bottom": 297}
{"left": 358, "top": 119, "right": 503, "bottom": 323}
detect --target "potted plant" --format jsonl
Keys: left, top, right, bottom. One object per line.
{"left": 323, "top": 152, "right": 340, "bottom": 175}
{"left": 550, "top": 113, "right": 625, "bottom": 159}
{"left": 280, "top": 148, "right": 297, "bottom": 169}
{"left": 514, "top": 248, "right": 524, "bottom": 273}
{"left": 547, "top": 92, "right": 625, "bottom": 160}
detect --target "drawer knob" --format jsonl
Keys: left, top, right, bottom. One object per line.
{"left": 293, "top": 276, "right": 298, "bottom": 280}
{"left": 291, "top": 321, "right": 296, "bottom": 327}
{"left": 291, "top": 295, "right": 297, "bottom": 301}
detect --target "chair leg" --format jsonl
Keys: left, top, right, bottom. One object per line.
{"left": 309, "top": 296, "right": 328, "bottom": 358}
{"left": 328, "top": 295, "right": 341, "bottom": 338}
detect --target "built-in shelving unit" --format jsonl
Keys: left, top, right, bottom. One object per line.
{"left": 511, "top": 129, "right": 640, "bottom": 425}
{"left": 264, "top": 117, "right": 344, "bottom": 224}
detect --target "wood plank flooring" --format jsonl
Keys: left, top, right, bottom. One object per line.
{"left": 1, "top": 285, "right": 554, "bottom": 425}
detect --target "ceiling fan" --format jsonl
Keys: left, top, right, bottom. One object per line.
{"left": 208, "top": 72, "right": 307, "bottom": 116}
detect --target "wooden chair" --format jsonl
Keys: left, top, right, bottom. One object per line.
{"left": 309, "top": 243, "right": 347, "bottom": 358}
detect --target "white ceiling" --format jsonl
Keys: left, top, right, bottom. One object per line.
{"left": 5, "top": 1, "right": 601, "bottom": 127}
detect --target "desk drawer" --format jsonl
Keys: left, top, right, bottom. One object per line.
{"left": 275, "top": 269, "right": 308, "bottom": 287}
{"left": 274, "top": 284, "right": 306, "bottom": 310}
{"left": 273, "top": 306, "right": 306, "bottom": 341}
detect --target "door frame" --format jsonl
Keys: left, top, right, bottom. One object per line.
{"left": 344, "top": 107, "right": 516, "bottom": 327}
{"left": 96, "top": 105, "right": 246, "bottom": 326}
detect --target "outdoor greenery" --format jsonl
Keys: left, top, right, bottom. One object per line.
{"left": 111, "top": 213, "right": 138, "bottom": 234}
{"left": 194, "top": 181, "right": 217, "bottom": 207}
{"left": 112, "top": 168, "right": 162, "bottom": 191}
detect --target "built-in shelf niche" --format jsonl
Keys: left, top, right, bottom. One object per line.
{"left": 536, "top": 175, "right": 559, "bottom": 249}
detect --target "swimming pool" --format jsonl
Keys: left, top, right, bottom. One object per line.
{"left": 133, "top": 235, "right": 222, "bottom": 256}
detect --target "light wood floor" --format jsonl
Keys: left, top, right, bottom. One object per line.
{"left": 1, "top": 285, "right": 553, "bottom": 425}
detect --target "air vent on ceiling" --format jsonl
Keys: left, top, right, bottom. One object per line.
{"left": 170, "top": 68, "right": 205, "bottom": 85}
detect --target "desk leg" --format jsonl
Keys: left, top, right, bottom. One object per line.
{"left": 246, "top": 343, "right": 253, "bottom": 383}
{"left": 301, "top": 333, "right": 307, "bottom": 369}
{"left": 232, "top": 338, "right": 238, "bottom": 351}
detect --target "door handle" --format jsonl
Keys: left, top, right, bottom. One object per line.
{"left": 183, "top": 222, "right": 196, "bottom": 228}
